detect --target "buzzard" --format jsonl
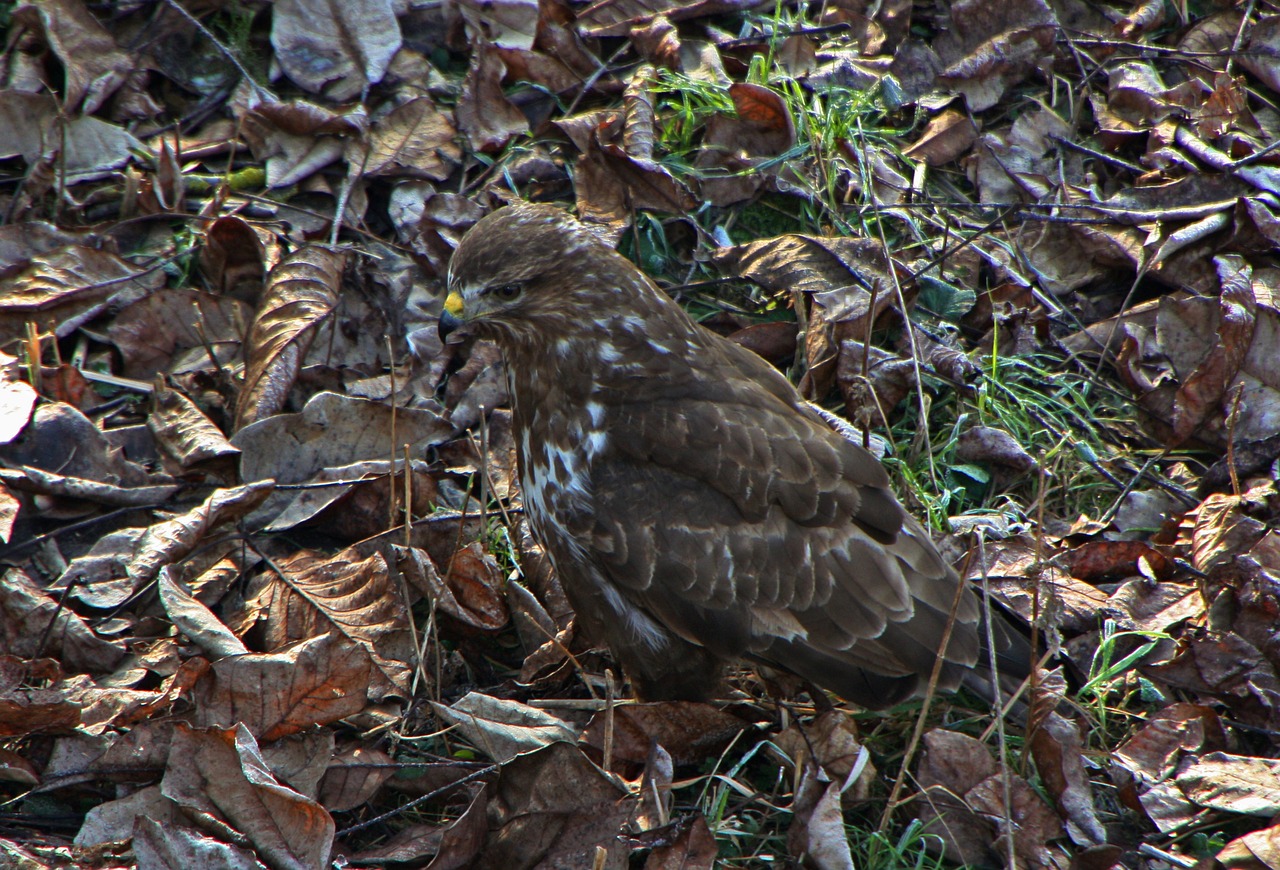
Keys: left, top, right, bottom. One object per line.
{"left": 438, "top": 203, "right": 1030, "bottom": 708}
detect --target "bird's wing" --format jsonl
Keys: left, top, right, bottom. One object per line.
{"left": 576, "top": 336, "right": 985, "bottom": 690}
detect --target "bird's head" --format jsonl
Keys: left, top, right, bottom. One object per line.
{"left": 439, "top": 203, "right": 622, "bottom": 346}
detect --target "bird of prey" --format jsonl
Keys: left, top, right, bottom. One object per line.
{"left": 438, "top": 202, "right": 1030, "bottom": 708}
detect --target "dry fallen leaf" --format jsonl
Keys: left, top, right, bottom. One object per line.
{"left": 271, "top": 0, "right": 401, "bottom": 101}
{"left": 232, "top": 391, "right": 453, "bottom": 526}
{"left": 1178, "top": 753, "right": 1280, "bottom": 817}
{"left": 246, "top": 546, "right": 413, "bottom": 697}
{"left": 12, "top": 0, "right": 132, "bottom": 113}
{"left": 235, "top": 245, "right": 345, "bottom": 429}
{"left": 904, "top": 107, "right": 980, "bottom": 166}
{"left": 431, "top": 692, "right": 580, "bottom": 763}
{"left": 0, "top": 657, "right": 81, "bottom": 738}
{"left": 363, "top": 98, "right": 464, "bottom": 181}
{"left": 193, "top": 632, "right": 373, "bottom": 741}
{"left": 53, "top": 481, "right": 270, "bottom": 609}
{"left": 788, "top": 763, "right": 855, "bottom": 870}
{"left": 318, "top": 744, "right": 395, "bottom": 813}
{"left": 161, "top": 722, "right": 334, "bottom": 868}
{"left": 0, "top": 351, "right": 37, "bottom": 445}
{"left": 639, "top": 814, "right": 718, "bottom": 869}
{"left": 132, "top": 814, "right": 268, "bottom": 870}
{"left": 0, "top": 242, "right": 163, "bottom": 341}
{"left": 456, "top": 40, "right": 530, "bottom": 154}
{"left": 0, "top": 568, "right": 127, "bottom": 674}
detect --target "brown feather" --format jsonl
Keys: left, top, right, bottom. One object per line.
{"left": 441, "top": 203, "right": 1032, "bottom": 707}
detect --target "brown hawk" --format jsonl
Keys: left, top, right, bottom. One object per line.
{"left": 438, "top": 203, "right": 1031, "bottom": 707}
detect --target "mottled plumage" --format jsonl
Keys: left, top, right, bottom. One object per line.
{"left": 439, "top": 203, "right": 1030, "bottom": 707}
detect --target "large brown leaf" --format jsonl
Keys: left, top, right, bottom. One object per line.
{"left": 248, "top": 547, "right": 413, "bottom": 698}
{"left": 235, "top": 245, "right": 346, "bottom": 429}
{"left": 192, "top": 632, "right": 372, "bottom": 741}
{"left": 161, "top": 723, "right": 334, "bottom": 869}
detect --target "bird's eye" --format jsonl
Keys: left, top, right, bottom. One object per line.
{"left": 494, "top": 284, "right": 522, "bottom": 300}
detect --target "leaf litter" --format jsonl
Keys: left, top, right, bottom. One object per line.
{"left": 1, "top": 0, "right": 1280, "bottom": 867}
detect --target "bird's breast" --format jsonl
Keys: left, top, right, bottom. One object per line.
{"left": 509, "top": 371, "right": 607, "bottom": 558}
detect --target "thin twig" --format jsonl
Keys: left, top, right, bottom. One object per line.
{"left": 335, "top": 763, "right": 498, "bottom": 837}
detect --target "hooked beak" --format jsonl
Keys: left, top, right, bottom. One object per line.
{"left": 438, "top": 291, "right": 468, "bottom": 343}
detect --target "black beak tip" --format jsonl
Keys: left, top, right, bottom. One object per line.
{"left": 438, "top": 310, "right": 463, "bottom": 342}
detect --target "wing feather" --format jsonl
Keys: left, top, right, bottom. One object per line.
{"left": 559, "top": 320, "right": 1010, "bottom": 704}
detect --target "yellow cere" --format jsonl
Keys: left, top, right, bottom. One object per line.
{"left": 444, "top": 291, "right": 464, "bottom": 316}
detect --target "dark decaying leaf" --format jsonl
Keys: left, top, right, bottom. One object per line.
{"left": 726, "top": 320, "right": 798, "bottom": 365}
{"left": 478, "top": 741, "right": 637, "bottom": 868}
{"left": 579, "top": 701, "right": 747, "bottom": 768}
{"left": 713, "top": 235, "right": 903, "bottom": 399}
